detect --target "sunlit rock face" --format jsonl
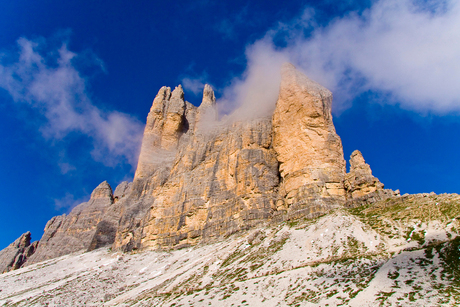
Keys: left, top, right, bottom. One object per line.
{"left": 112, "top": 64, "right": 348, "bottom": 250}
{"left": 272, "top": 63, "right": 347, "bottom": 218}
{"left": 137, "top": 117, "right": 281, "bottom": 249}
{"left": 113, "top": 81, "right": 281, "bottom": 250}
{"left": 344, "top": 150, "right": 399, "bottom": 207}
{"left": 1, "top": 63, "right": 399, "bottom": 271}
{"left": 345, "top": 150, "right": 384, "bottom": 199}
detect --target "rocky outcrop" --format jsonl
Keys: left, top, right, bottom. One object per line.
{"left": 345, "top": 150, "right": 384, "bottom": 198}
{"left": 134, "top": 85, "right": 194, "bottom": 179}
{"left": 345, "top": 150, "right": 399, "bottom": 206}
{"left": 272, "top": 63, "right": 347, "bottom": 218}
{"left": 137, "top": 118, "right": 281, "bottom": 249}
{"left": 195, "top": 84, "right": 218, "bottom": 131}
{"left": 0, "top": 232, "right": 38, "bottom": 273}
{"left": 113, "top": 181, "right": 132, "bottom": 202}
{"left": 2, "top": 63, "right": 405, "bottom": 272}
{"left": 112, "top": 65, "right": 349, "bottom": 250}
{"left": 26, "top": 181, "right": 115, "bottom": 264}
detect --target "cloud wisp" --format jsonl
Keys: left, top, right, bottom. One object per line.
{"left": 181, "top": 77, "right": 206, "bottom": 96}
{"left": 53, "top": 192, "right": 89, "bottom": 211}
{"left": 0, "top": 37, "right": 144, "bottom": 168}
{"left": 218, "top": 0, "right": 460, "bottom": 117}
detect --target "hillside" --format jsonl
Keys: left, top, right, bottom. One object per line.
{"left": 1, "top": 193, "right": 459, "bottom": 306}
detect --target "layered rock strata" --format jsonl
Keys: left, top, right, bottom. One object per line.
{"left": 273, "top": 63, "right": 347, "bottom": 219}
{"left": 1, "top": 63, "right": 398, "bottom": 271}
{"left": 112, "top": 83, "right": 280, "bottom": 250}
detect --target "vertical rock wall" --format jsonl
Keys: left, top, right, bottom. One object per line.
{"left": 0, "top": 63, "right": 398, "bottom": 271}
{"left": 272, "top": 63, "right": 347, "bottom": 218}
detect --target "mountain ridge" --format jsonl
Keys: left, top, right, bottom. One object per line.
{"left": 1, "top": 63, "right": 399, "bottom": 272}
{"left": 1, "top": 63, "right": 459, "bottom": 306}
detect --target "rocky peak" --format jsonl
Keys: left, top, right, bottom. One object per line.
{"left": 170, "top": 85, "right": 185, "bottom": 102}
{"left": 345, "top": 150, "right": 384, "bottom": 197}
{"left": 196, "top": 84, "right": 218, "bottom": 131}
{"left": 150, "top": 86, "right": 171, "bottom": 114}
{"left": 90, "top": 181, "right": 113, "bottom": 201}
{"left": 25, "top": 179, "right": 117, "bottom": 265}
{"left": 135, "top": 84, "right": 193, "bottom": 179}
{"left": 349, "top": 150, "right": 373, "bottom": 174}
{"left": 280, "top": 63, "right": 332, "bottom": 103}
{"left": 344, "top": 150, "right": 398, "bottom": 206}
{"left": 14, "top": 231, "right": 31, "bottom": 249}
{"left": 273, "top": 63, "right": 346, "bottom": 213}
{"left": 201, "top": 84, "right": 216, "bottom": 108}
{"left": 0, "top": 231, "right": 37, "bottom": 273}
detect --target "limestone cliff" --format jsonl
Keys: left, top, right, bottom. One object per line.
{"left": 112, "top": 63, "right": 349, "bottom": 250}
{"left": 1, "top": 63, "right": 398, "bottom": 271}
{"left": 273, "top": 63, "right": 347, "bottom": 219}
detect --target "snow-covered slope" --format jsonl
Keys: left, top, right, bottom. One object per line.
{"left": 1, "top": 193, "right": 459, "bottom": 306}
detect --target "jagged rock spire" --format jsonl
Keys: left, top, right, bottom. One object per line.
{"left": 135, "top": 84, "right": 191, "bottom": 179}
{"left": 345, "top": 150, "right": 384, "bottom": 199}
{"left": 195, "top": 84, "right": 218, "bottom": 131}
{"left": 170, "top": 85, "right": 185, "bottom": 101}
{"left": 201, "top": 84, "right": 216, "bottom": 107}
{"left": 0, "top": 231, "right": 38, "bottom": 273}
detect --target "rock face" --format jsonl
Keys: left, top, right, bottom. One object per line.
{"left": 26, "top": 181, "right": 115, "bottom": 265}
{"left": 134, "top": 85, "right": 194, "bottom": 179}
{"left": 1, "top": 63, "right": 398, "bottom": 271}
{"left": 111, "top": 64, "right": 348, "bottom": 250}
{"left": 345, "top": 150, "right": 399, "bottom": 206}
{"left": 273, "top": 63, "right": 347, "bottom": 218}
{"left": 137, "top": 118, "right": 281, "bottom": 249}
{"left": 0, "top": 232, "right": 38, "bottom": 273}
{"left": 345, "top": 150, "right": 384, "bottom": 199}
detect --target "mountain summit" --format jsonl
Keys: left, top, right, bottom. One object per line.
{"left": 1, "top": 64, "right": 398, "bottom": 270}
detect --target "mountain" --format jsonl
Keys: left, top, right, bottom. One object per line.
{"left": 1, "top": 193, "right": 459, "bottom": 306}
{"left": 1, "top": 64, "right": 458, "bottom": 306}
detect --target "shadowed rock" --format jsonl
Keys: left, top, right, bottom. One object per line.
{"left": 0, "top": 232, "right": 38, "bottom": 273}
{"left": 26, "top": 181, "right": 115, "bottom": 265}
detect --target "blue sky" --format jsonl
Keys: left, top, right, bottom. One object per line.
{"left": 1, "top": 0, "right": 459, "bottom": 249}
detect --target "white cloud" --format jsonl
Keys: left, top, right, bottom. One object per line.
{"left": 53, "top": 192, "right": 89, "bottom": 211}
{"left": 219, "top": 0, "right": 460, "bottom": 116}
{"left": 217, "top": 38, "right": 288, "bottom": 120}
{"left": 181, "top": 77, "right": 206, "bottom": 95}
{"left": 0, "top": 37, "right": 144, "bottom": 168}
